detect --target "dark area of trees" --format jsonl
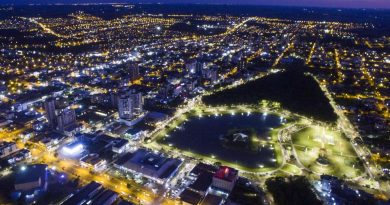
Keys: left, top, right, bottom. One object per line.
{"left": 202, "top": 66, "right": 337, "bottom": 122}
{"left": 245, "top": 21, "right": 271, "bottom": 29}
{"left": 0, "top": 172, "right": 14, "bottom": 204}
{"left": 266, "top": 176, "right": 323, "bottom": 205}
{"left": 228, "top": 177, "right": 266, "bottom": 205}
{"left": 170, "top": 20, "right": 227, "bottom": 36}
{"left": 349, "top": 28, "right": 390, "bottom": 38}
{"left": 0, "top": 29, "right": 58, "bottom": 44}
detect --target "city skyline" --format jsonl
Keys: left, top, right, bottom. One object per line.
{"left": 0, "top": 3, "right": 388, "bottom": 205}
{"left": 2, "top": 0, "right": 390, "bottom": 9}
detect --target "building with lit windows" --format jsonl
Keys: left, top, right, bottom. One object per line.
{"left": 0, "top": 141, "right": 18, "bottom": 158}
{"left": 212, "top": 166, "right": 238, "bottom": 192}
{"left": 118, "top": 90, "right": 143, "bottom": 120}
{"left": 57, "top": 108, "right": 77, "bottom": 132}
{"left": 44, "top": 97, "right": 57, "bottom": 128}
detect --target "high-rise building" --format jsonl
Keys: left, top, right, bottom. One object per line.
{"left": 44, "top": 97, "right": 56, "bottom": 128}
{"left": 195, "top": 60, "right": 204, "bottom": 76}
{"left": 57, "top": 108, "right": 77, "bottom": 132}
{"left": 110, "top": 92, "right": 119, "bottom": 108}
{"left": 118, "top": 90, "right": 143, "bottom": 120}
{"left": 238, "top": 57, "right": 247, "bottom": 70}
{"left": 202, "top": 68, "right": 218, "bottom": 83}
{"left": 118, "top": 95, "right": 132, "bottom": 120}
{"left": 186, "top": 60, "right": 196, "bottom": 74}
{"left": 128, "top": 62, "right": 140, "bottom": 81}
{"left": 130, "top": 91, "right": 143, "bottom": 115}
{"left": 185, "top": 59, "right": 205, "bottom": 76}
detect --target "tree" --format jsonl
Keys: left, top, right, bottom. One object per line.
{"left": 265, "top": 176, "right": 323, "bottom": 205}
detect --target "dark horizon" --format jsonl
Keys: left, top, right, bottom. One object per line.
{"left": 2, "top": 0, "right": 390, "bottom": 9}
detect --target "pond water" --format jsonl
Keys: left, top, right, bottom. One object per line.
{"left": 160, "top": 112, "right": 282, "bottom": 168}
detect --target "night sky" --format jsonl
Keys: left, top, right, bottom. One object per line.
{"left": 2, "top": 0, "right": 390, "bottom": 9}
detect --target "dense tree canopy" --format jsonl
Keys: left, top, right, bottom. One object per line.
{"left": 266, "top": 176, "right": 323, "bottom": 205}
{"left": 202, "top": 68, "right": 337, "bottom": 122}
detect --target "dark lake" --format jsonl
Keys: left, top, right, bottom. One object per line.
{"left": 160, "top": 113, "right": 282, "bottom": 168}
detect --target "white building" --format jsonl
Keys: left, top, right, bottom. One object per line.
{"left": 118, "top": 90, "right": 143, "bottom": 120}
{"left": 0, "top": 141, "right": 18, "bottom": 158}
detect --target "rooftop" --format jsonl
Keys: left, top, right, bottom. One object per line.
{"left": 200, "top": 194, "right": 224, "bottom": 205}
{"left": 15, "top": 164, "right": 47, "bottom": 185}
{"left": 116, "top": 149, "right": 182, "bottom": 181}
{"left": 189, "top": 172, "right": 213, "bottom": 193}
{"left": 62, "top": 181, "right": 103, "bottom": 205}
{"left": 180, "top": 188, "right": 203, "bottom": 205}
{"left": 213, "top": 166, "right": 238, "bottom": 182}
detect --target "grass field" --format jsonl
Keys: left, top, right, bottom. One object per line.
{"left": 291, "top": 126, "right": 364, "bottom": 178}
{"left": 280, "top": 163, "right": 302, "bottom": 175}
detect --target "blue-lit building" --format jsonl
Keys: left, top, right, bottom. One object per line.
{"left": 12, "top": 164, "right": 48, "bottom": 203}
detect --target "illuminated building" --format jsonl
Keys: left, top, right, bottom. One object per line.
{"left": 44, "top": 97, "right": 57, "bottom": 128}
{"left": 114, "top": 149, "right": 182, "bottom": 184}
{"left": 80, "top": 154, "right": 107, "bottom": 172}
{"left": 212, "top": 166, "right": 238, "bottom": 192}
{"left": 127, "top": 62, "right": 140, "bottom": 81}
{"left": 61, "top": 142, "right": 85, "bottom": 159}
{"left": 57, "top": 108, "right": 77, "bottom": 132}
{"left": 0, "top": 141, "right": 18, "bottom": 158}
{"left": 118, "top": 90, "right": 143, "bottom": 120}
{"left": 13, "top": 164, "right": 48, "bottom": 202}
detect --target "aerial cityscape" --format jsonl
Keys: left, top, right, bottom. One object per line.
{"left": 0, "top": 2, "right": 389, "bottom": 205}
